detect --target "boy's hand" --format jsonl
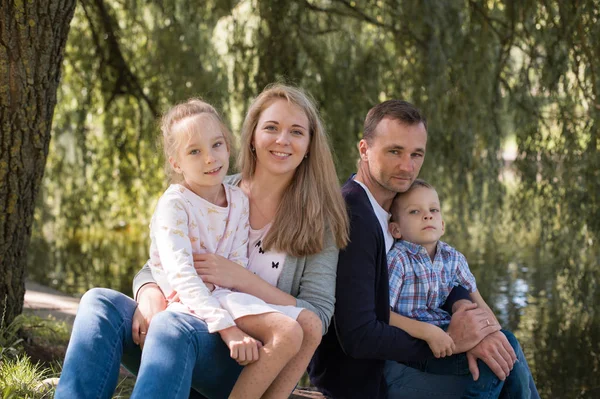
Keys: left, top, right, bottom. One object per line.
{"left": 218, "top": 326, "right": 262, "bottom": 366}
{"left": 424, "top": 324, "right": 455, "bottom": 358}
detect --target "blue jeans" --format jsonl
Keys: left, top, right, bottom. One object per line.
{"left": 384, "top": 330, "right": 540, "bottom": 399}
{"left": 55, "top": 288, "right": 242, "bottom": 399}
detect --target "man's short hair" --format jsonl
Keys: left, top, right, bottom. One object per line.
{"left": 363, "top": 100, "right": 427, "bottom": 143}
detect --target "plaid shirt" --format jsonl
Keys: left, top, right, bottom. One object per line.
{"left": 387, "top": 240, "right": 477, "bottom": 326}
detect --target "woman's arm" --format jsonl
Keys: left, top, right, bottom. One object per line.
{"left": 194, "top": 254, "right": 297, "bottom": 306}
{"left": 195, "top": 229, "right": 339, "bottom": 334}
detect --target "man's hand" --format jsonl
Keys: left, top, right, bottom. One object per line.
{"left": 218, "top": 326, "right": 262, "bottom": 366}
{"left": 466, "top": 331, "right": 517, "bottom": 381}
{"left": 133, "top": 283, "right": 168, "bottom": 348}
{"left": 447, "top": 302, "right": 500, "bottom": 353}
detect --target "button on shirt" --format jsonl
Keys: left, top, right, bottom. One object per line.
{"left": 387, "top": 240, "right": 477, "bottom": 326}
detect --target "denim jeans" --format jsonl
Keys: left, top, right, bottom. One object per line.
{"left": 55, "top": 288, "right": 242, "bottom": 399}
{"left": 384, "top": 329, "right": 540, "bottom": 399}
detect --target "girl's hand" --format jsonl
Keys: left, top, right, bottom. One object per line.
{"left": 133, "top": 283, "right": 168, "bottom": 348}
{"left": 424, "top": 324, "right": 456, "bottom": 358}
{"left": 218, "top": 326, "right": 262, "bottom": 365}
{"left": 193, "top": 253, "right": 248, "bottom": 290}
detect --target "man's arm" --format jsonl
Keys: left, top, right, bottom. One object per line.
{"left": 334, "top": 205, "right": 432, "bottom": 362}
{"left": 444, "top": 284, "right": 516, "bottom": 381}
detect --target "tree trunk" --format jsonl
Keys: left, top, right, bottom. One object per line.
{"left": 0, "top": 0, "right": 76, "bottom": 327}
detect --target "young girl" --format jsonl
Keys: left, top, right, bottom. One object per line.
{"left": 149, "top": 98, "right": 306, "bottom": 398}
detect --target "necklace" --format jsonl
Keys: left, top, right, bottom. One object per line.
{"left": 243, "top": 180, "right": 280, "bottom": 228}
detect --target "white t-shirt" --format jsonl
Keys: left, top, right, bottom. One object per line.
{"left": 353, "top": 179, "right": 394, "bottom": 252}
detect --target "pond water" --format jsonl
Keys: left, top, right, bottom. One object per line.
{"left": 27, "top": 224, "right": 599, "bottom": 398}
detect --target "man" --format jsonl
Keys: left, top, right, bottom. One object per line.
{"left": 308, "top": 100, "right": 538, "bottom": 398}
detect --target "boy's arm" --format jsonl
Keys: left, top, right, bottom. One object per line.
{"left": 388, "top": 311, "right": 437, "bottom": 341}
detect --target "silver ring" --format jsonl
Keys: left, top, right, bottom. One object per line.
{"left": 486, "top": 319, "right": 490, "bottom": 326}
{"left": 140, "top": 331, "right": 147, "bottom": 335}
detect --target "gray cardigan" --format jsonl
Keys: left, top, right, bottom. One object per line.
{"left": 133, "top": 174, "right": 339, "bottom": 335}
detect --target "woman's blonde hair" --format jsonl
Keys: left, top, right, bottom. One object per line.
{"left": 238, "top": 84, "right": 349, "bottom": 256}
{"left": 159, "top": 98, "right": 233, "bottom": 183}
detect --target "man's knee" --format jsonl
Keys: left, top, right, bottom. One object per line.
{"left": 500, "top": 329, "right": 521, "bottom": 352}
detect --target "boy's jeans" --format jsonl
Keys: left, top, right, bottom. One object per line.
{"left": 410, "top": 328, "right": 533, "bottom": 399}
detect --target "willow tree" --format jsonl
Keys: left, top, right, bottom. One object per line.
{"left": 0, "top": 0, "right": 76, "bottom": 325}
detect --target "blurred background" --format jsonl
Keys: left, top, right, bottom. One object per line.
{"left": 26, "top": 1, "right": 599, "bottom": 397}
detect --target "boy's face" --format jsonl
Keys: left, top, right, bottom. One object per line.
{"left": 389, "top": 186, "right": 445, "bottom": 246}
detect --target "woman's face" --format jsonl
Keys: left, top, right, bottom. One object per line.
{"left": 252, "top": 99, "right": 311, "bottom": 179}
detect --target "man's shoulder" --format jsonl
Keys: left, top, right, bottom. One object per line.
{"left": 342, "top": 181, "right": 379, "bottom": 230}
{"left": 341, "top": 179, "right": 366, "bottom": 200}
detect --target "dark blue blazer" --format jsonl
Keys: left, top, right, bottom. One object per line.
{"left": 309, "top": 179, "right": 470, "bottom": 399}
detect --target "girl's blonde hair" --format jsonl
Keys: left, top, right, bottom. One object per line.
{"left": 159, "top": 98, "right": 233, "bottom": 183}
{"left": 238, "top": 84, "right": 349, "bottom": 256}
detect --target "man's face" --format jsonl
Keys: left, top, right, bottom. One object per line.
{"left": 359, "top": 118, "right": 427, "bottom": 195}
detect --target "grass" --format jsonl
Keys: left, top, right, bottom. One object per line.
{"left": 0, "top": 302, "right": 135, "bottom": 398}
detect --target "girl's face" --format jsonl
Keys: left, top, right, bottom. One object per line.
{"left": 169, "top": 115, "right": 229, "bottom": 195}
{"left": 252, "top": 99, "right": 311, "bottom": 179}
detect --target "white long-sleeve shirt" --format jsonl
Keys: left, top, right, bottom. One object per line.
{"left": 148, "top": 183, "right": 249, "bottom": 332}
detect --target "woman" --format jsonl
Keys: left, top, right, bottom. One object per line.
{"left": 55, "top": 84, "right": 349, "bottom": 399}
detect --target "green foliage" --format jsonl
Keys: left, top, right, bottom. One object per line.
{"left": 0, "top": 356, "right": 52, "bottom": 399}
{"left": 24, "top": 0, "right": 600, "bottom": 394}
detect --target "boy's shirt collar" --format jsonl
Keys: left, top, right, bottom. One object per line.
{"left": 394, "top": 239, "right": 450, "bottom": 259}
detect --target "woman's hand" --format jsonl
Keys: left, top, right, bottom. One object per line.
{"left": 133, "top": 283, "right": 168, "bottom": 348}
{"left": 193, "top": 253, "right": 249, "bottom": 291}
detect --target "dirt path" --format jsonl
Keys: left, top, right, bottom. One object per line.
{"left": 23, "top": 280, "right": 80, "bottom": 325}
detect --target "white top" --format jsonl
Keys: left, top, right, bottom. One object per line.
{"left": 247, "top": 224, "right": 287, "bottom": 287}
{"left": 354, "top": 179, "right": 394, "bottom": 252}
{"left": 148, "top": 183, "right": 249, "bottom": 333}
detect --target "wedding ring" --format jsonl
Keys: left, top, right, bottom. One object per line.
{"left": 140, "top": 331, "right": 147, "bottom": 335}
{"left": 486, "top": 319, "right": 490, "bottom": 326}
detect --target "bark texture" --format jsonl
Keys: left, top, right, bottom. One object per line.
{"left": 0, "top": 0, "right": 76, "bottom": 326}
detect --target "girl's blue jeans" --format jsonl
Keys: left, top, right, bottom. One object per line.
{"left": 55, "top": 288, "right": 242, "bottom": 399}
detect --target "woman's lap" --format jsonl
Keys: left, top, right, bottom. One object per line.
{"left": 133, "top": 309, "right": 242, "bottom": 399}
{"left": 56, "top": 288, "right": 242, "bottom": 399}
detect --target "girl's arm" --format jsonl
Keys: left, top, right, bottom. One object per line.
{"left": 226, "top": 189, "right": 250, "bottom": 268}
{"left": 151, "top": 194, "right": 235, "bottom": 333}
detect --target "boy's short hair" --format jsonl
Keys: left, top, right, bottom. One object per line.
{"left": 390, "top": 179, "right": 435, "bottom": 222}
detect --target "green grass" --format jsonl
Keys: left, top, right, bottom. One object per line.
{"left": 0, "top": 309, "right": 136, "bottom": 399}
{"left": 0, "top": 355, "right": 54, "bottom": 398}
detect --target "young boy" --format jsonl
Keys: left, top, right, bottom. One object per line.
{"left": 387, "top": 179, "right": 531, "bottom": 398}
